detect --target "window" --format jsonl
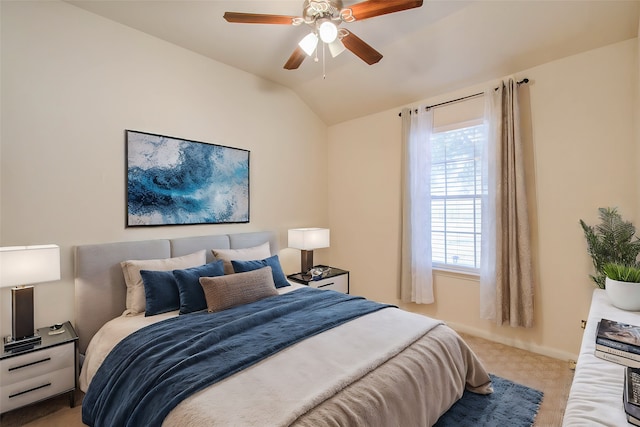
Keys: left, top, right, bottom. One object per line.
{"left": 430, "top": 121, "right": 485, "bottom": 272}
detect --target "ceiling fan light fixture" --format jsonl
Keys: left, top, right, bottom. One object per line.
{"left": 328, "top": 39, "right": 345, "bottom": 57}
{"left": 299, "top": 32, "right": 319, "bottom": 56}
{"left": 318, "top": 20, "right": 338, "bottom": 43}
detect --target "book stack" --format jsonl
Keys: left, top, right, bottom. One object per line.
{"left": 625, "top": 367, "right": 640, "bottom": 426}
{"left": 595, "top": 318, "right": 640, "bottom": 368}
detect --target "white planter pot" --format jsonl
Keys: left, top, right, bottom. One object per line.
{"left": 605, "top": 277, "right": 640, "bottom": 311}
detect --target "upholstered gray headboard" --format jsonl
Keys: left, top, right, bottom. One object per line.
{"left": 74, "top": 231, "right": 278, "bottom": 355}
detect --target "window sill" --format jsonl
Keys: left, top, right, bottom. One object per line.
{"left": 433, "top": 266, "right": 479, "bottom": 282}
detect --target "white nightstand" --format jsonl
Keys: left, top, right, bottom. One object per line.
{"left": 287, "top": 265, "right": 350, "bottom": 293}
{"left": 0, "top": 321, "right": 78, "bottom": 414}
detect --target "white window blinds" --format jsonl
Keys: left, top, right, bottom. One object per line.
{"left": 430, "top": 120, "right": 485, "bottom": 271}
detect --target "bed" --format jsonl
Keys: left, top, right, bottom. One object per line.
{"left": 75, "top": 231, "right": 492, "bottom": 426}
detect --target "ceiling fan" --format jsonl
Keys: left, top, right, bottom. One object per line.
{"left": 224, "top": 0, "right": 424, "bottom": 70}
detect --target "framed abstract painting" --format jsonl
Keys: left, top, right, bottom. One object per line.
{"left": 126, "top": 130, "right": 250, "bottom": 227}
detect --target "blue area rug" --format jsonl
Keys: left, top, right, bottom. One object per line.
{"left": 434, "top": 374, "right": 543, "bottom": 427}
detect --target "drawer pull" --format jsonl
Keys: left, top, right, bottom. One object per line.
{"left": 8, "top": 357, "right": 51, "bottom": 372}
{"left": 9, "top": 382, "right": 51, "bottom": 399}
{"left": 318, "top": 282, "right": 335, "bottom": 289}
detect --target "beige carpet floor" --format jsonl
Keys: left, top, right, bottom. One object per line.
{"left": 458, "top": 332, "right": 574, "bottom": 427}
{"left": 1, "top": 331, "right": 573, "bottom": 427}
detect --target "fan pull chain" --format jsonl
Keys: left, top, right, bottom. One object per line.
{"left": 322, "top": 42, "right": 326, "bottom": 79}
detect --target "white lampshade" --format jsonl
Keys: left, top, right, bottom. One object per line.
{"left": 0, "top": 245, "right": 61, "bottom": 288}
{"left": 328, "top": 39, "right": 346, "bottom": 58}
{"left": 298, "top": 32, "right": 319, "bottom": 56}
{"left": 288, "top": 228, "right": 330, "bottom": 250}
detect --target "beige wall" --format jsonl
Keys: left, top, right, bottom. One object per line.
{"left": 0, "top": 1, "right": 330, "bottom": 337}
{"left": 328, "top": 38, "right": 639, "bottom": 360}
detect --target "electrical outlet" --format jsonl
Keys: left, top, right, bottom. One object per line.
{"left": 568, "top": 359, "right": 577, "bottom": 370}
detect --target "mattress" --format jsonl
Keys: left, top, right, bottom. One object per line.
{"left": 80, "top": 283, "right": 491, "bottom": 426}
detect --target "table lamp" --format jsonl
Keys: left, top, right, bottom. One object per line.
{"left": 288, "top": 228, "right": 330, "bottom": 273}
{"left": 0, "top": 244, "right": 60, "bottom": 350}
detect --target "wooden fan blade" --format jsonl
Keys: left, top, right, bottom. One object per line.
{"left": 345, "top": 0, "right": 423, "bottom": 21}
{"left": 223, "top": 12, "right": 297, "bottom": 25}
{"left": 341, "top": 32, "right": 383, "bottom": 65}
{"left": 284, "top": 47, "right": 306, "bottom": 70}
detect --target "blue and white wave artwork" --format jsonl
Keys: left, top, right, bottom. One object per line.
{"left": 127, "top": 131, "right": 249, "bottom": 226}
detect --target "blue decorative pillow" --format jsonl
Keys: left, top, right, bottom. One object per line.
{"left": 173, "top": 260, "right": 225, "bottom": 314}
{"left": 140, "top": 270, "right": 180, "bottom": 316}
{"left": 231, "top": 255, "right": 290, "bottom": 289}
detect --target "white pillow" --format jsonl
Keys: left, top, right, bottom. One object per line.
{"left": 212, "top": 242, "right": 271, "bottom": 274}
{"left": 121, "top": 250, "right": 206, "bottom": 315}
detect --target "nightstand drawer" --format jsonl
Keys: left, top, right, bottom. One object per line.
{"left": 307, "top": 273, "right": 348, "bottom": 293}
{"left": 0, "top": 343, "right": 74, "bottom": 386}
{"left": 0, "top": 366, "right": 74, "bottom": 413}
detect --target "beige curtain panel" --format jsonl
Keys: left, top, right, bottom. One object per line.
{"left": 482, "top": 78, "right": 534, "bottom": 327}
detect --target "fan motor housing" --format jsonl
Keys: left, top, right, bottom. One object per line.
{"left": 302, "top": 0, "right": 344, "bottom": 22}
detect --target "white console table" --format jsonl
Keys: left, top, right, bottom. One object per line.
{"left": 563, "top": 289, "right": 640, "bottom": 426}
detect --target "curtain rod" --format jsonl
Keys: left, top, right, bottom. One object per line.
{"left": 398, "top": 78, "right": 529, "bottom": 117}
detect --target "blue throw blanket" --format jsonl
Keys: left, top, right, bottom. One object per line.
{"left": 82, "top": 287, "right": 392, "bottom": 427}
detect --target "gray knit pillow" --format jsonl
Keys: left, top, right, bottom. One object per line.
{"left": 199, "top": 266, "right": 278, "bottom": 313}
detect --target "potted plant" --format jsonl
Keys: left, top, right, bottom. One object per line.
{"left": 602, "top": 263, "right": 640, "bottom": 311}
{"left": 580, "top": 207, "right": 640, "bottom": 289}
{"left": 581, "top": 207, "right": 640, "bottom": 310}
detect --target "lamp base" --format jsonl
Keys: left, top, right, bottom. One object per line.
{"left": 3, "top": 334, "right": 41, "bottom": 352}
{"left": 12, "top": 285, "right": 35, "bottom": 341}
{"left": 301, "top": 250, "right": 314, "bottom": 274}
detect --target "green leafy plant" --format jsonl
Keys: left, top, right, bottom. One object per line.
{"left": 602, "top": 263, "right": 640, "bottom": 283}
{"left": 580, "top": 207, "right": 640, "bottom": 288}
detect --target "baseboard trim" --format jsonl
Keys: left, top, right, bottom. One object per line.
{"left": 447, "top": 321, "right": 578, "bottom": 362}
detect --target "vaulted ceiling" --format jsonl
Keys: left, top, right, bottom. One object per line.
{"left": 67, "top": 1, "right": 640, "bottom": 125}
